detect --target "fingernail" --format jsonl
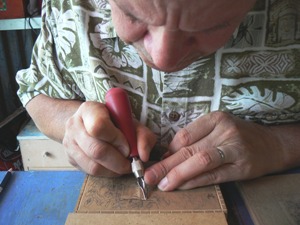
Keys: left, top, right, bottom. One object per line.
{"left": 158, "top": 177, "right": 168, "bottom": 191}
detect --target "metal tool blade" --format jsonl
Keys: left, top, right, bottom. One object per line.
{"left": 137, "top": 177, "right": 147, "bottom": 200}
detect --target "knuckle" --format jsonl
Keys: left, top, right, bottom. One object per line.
{"left": 64, "top": 117, "right": 78, "bottom": 137}
{"left": 81, "top": 100, "right": 98, "bottom": 110}
{"left": 206, "top": 170, "right": 219, "bottom": 184}
{"left": 208, "top": 111, "right": 222, "bottom": 123}
{"left": 176, "top": 128, "right": 192, "bottom": 146}
{"left": 179, "top": 147, "right": 194, "bottom": 160}
{"left": 224, "top": 124, "right": 239, "bottom": 137}
{"left": 156, "top": 161, "right": 169, "bottom": 177}
{"left": 195, "top": 151, "right": 213, "bottom": 167}
{"left": 81, "top": 102, "right": 109, "bottom": 137}
{"left": 62, "top": 138, "right": 68, "bottom": 147}
{"left": 62, "top": 135, "right": 74, "bottom": 148}
{"left": 88, "top": 142, "right": 107, "bottom": 159}
{"left": 209, "top": 111, "right": 231, "bottom": 124}
{"left": 62, "top": 139, "right": 75, "bottom": 156}
{"left": 86, "top": 118, "right": 107, "bottom": 137}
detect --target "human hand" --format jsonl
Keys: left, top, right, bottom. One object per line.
{"left": 144, "top": 111, "right": 284, "bottom": 191}
{"left": 63, "top": 101, "right": 156, "bottom": 176}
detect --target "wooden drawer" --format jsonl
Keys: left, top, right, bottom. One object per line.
{"left": 17, "top": 119, "right": 76, "bottom": 171}
{"left": 19, "top": 139, "right": 76, "bottom": 171}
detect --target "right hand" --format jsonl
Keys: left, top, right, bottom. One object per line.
{"left": 63, "top": 101, "right": 157, "bottom": 176}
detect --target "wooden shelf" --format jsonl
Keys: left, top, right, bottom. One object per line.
{"left": 0, "top": 17, "right": 41, "bottom": 31}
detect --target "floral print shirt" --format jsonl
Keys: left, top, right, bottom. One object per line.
{"left": 17, "top": 0, "right": 300, "bottom": 150}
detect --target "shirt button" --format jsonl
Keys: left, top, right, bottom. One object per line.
{"left": 169, "top": 111, "right": 181, "bottom": 122}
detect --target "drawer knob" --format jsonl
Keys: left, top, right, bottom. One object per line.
{"left": 43, "top": 152, "right": 51, "bottom": 157}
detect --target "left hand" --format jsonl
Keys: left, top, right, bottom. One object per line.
{"left": 144, "top": 111, "right": 285, "bottom": 191}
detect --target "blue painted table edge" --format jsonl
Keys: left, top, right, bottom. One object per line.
{"left": 0, "top": 170, "right": 85, "bottom": 225}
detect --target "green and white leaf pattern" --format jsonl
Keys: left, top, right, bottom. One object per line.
{"left": 50, "top": 8, "right": 77, "bottom": 60}
{"left": 16, "top": 0, "right": 300, "bottom": 150}
{"left": 222, "top": 86, "right": 295, "bottom": 113}
{"left": 95, "top": 38, "right": 143, "bottom": 69}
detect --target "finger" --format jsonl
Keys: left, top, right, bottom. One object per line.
{"left": 71, "top": 112, "right": 131, "bottom": 174}
{"left": 177, "top": 164, "right": 240, "bottom": 190}
{"left": 159, "top": 147, "right": 231, "bottom": 191}
{"left": 145, "top": 145, "right": 225, "bottom": 187}
{"left": 66, "top": 143, "right": 120, "bottom": 176}
{"left": 64, "top": 134, "right": 120, "bottom": 176}
{"left": 76, "top": 130, "right": 132, "bottom": 175}
{"left": 65, "top": 107, "right": 131, "bottom": 175}
{"left": 78, "top": 102, "right": 130, "bottom": 157}
{"left": 168, "top": 113, "right": 219, "bottom": 153}
{"left": 145, "top": 145, "right": 231, "bottom": 190}
{"left": 135, "top": 121, "right": 157, "bottom": 162}
{"left": 144, "top": 151, "right": 183, "bottom": 186}
{"left": 169, "top": 111, "right": 232, "bottom": 153}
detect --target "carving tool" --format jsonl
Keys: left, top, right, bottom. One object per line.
{"left": 0, "top": 168, "right": 13, "bottom": 194}
{"left": 105, "top": 88, "right": 148, "bottom": 200}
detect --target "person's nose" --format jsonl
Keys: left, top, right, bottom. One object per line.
{"left": 143, "top": 27, "right": 191, "bottom": 71}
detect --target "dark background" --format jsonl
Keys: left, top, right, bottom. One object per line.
{"left": 0, "top": 0, "right": 41, "bottom": 170}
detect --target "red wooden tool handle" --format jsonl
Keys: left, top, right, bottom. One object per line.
{"left": 105, "top": 88, "right": 138, "bottom": 158}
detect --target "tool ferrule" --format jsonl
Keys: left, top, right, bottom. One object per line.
{"left": 131, "top": 157, "right": 144, "bottom": 178}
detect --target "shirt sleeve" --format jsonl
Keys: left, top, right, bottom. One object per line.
{"left": 16, "top": 0, "right": 85, "bottom": 107}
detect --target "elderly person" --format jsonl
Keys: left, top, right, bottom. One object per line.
{"left": 17, "top": 0, "right": 300, "bottom": 191}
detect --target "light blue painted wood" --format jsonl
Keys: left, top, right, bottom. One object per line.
{"left": 0, "top": 171, "right": 85, "bottom": 225}
{"left": 17, "top": 120, "right": 48, "bottom": 140}
{"left": 0, "top": 17, "right": 41, "bottom": 31}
